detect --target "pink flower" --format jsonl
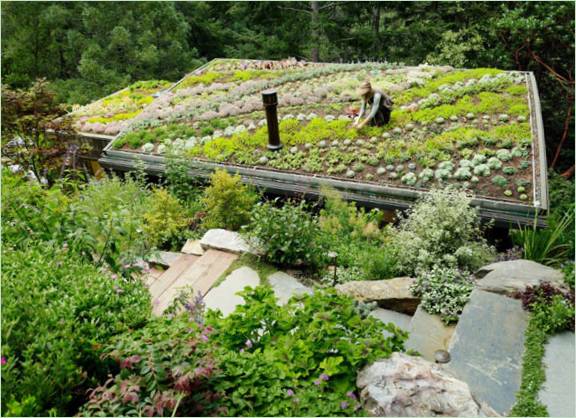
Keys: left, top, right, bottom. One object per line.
{"left": 313, "top": 379, "right": 321, "bottom": 386}
{"left": 111, "top": 274, "right": 118, "bottom": 280}
{"left": 1, "top": 356, "right": 6, "bottom": 366}
{"left": 340, "top": 401, "right": 349, "bottom": 409}
{"left": 320, "top": 373, "right": 330, "bottom": 381}
{"left": 346, "top": 391, "right": 357, "bottom": 400}
{"left": 245, "top": 339, "right": 253, "bottom": 348}
{"left": 201, "top": 334, "right": 209, "bottom": 342}
{"left": 286, "top": 389, "right": 295, "bottom": 397}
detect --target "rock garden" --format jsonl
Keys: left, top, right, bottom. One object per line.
{"left": 3, "top": 158, "right": 574, "bottom": 416}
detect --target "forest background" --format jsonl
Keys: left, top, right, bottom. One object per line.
{"left": 1, "top": 1, "right": 574, "bottom": 174}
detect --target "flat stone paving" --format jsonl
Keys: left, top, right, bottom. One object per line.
{"left": 447, "top": 289, "right": 528, "bottom": 415}
{"left": 369, "top": 308, "right": 412, "bottom": 338}
{"left": 538, "top": 331, "right": 575, "bottom": 417}
{"left": 405, "top": 305, "right": 455, "bottom": 362}
{"left": 268, "top": 271, "right": 312, "bottom": 305}
{"left": 200, "top": 229, "right": 252, "bottom": 254}
{"left": 204, "top": 266, "right": 260, "bottom": 317}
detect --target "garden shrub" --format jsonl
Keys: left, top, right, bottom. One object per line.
{"left": 244, "top": 199, "right": 327, "bottom": 267}
{"left": 81, "top": 286, "right": 407, "bottom": 417}
{"left": 359, "top": 246, "right": 399, "bottom": 280}
{"left": 318, "top": 187, "right": 389, "bottom": 271}
{"left": 71, "top": 174, "right": 153, "bottom": 270}
{"left": 393, "top": 188, "right": 495, "bottom": 275}
{"left": 205, "top": 286, "right": 407, "bottom": 416}
{"left": 1, "top": 243, "right": 150, "bottom": 416}
{"left": 143, "top": 188, "right": 191, "bottom": 250}
{"left": 411, "top": 266, "right": 475, "bottom": 324}
{"left": 80, "top": 315, "right": 221, "bottom": 417}
{"left": 201, "top": 170, "right": 258, "bottom": 231}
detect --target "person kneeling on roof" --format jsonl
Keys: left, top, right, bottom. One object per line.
{"left": 352, "top": 80, "right": 393, "bottom": 129}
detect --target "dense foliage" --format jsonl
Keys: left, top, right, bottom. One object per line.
{"left": 1, "top": 243, "right": 150, "bottom": 416}
{"left": 82, "top": 286, "right": 407, "bottom": 417}
{"left": 393, "top": 188, "right": 494, "bottom": 275}
{"left": 201, "top": 170, "right": 258, "bottom": 231}
{"left": 244, "top": 199, "right": 328, "bottom": 267}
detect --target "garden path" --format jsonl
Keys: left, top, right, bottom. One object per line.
{"left": 147, "top": 249, "right": 238, "bottom": 316}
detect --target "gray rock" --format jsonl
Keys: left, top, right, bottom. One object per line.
{"left": 181, "top": 239, "right": 204, "bottom": 256}
{"left": 357, "top": 353, "right": 498, "bottom": 417}
{"left": 475, "top": 259, "right": 565, "bottom": 296}
{"left": 146, "top": 251, "right": 183, "bottom": 268}
{"left": 335, "top": 277, "right": 419, "bottom": 314}
{"left": 447, "top": 289, "right": 528, "bottom": 415}
{"left": 406, "top": 305, "right": 456, "bottom": 362}
{"left": 204, "top": 267, "right": 260, "bottom": 317}
{"left": 268, "top": 271, "right": 313, "bottom": 305}
{"left": 200, "top": 229, "right": 252, "bottom": 254}
{"left": 369, "top": 308, "right": 411, "bottom": 338}
{"left": 538, "top": 332, "right": 575, "bottom": 417}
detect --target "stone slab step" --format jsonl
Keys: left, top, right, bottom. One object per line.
{"left": 370, "top": 308, "right": 412, "bottom": 338}
{"left": 152, "top": 249, "right": 238, "bottom": 316}
{"left": 204, "top": 266, "right": 260, "bottom": 317}
{"left": 148, "top": 254, "right": 199, "bottom": 300}
{"left": 447, "top": 289, "right": 528, "bottom": 415}
{"left": 181, "top": 239, "right": 205, "bottom": 256}
{"left": 268, "top": 271, "right": 312, "bottom": 305}
{"left": 538, "top": 331, "right": 575, "bottom": 417}
{"left": 146, "top": 251, "right": 182, "bottom": 268}
{"left": 200, "top": 229, "right": 251, "bottom": 254}
{"left": 405, "top": 305, "right": 455, "bottom": 362}
{"left": 144, "top": 266, "right": 166, "bottom": 287}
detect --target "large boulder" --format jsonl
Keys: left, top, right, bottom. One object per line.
{"left": 335, "top": 277, "right": 419, "bottom": 314}
{"left": 475, "top": 260, "right": 565, "bottom": 296}
{"left": 357, "top": 353, "right": 498, "bottom": 417}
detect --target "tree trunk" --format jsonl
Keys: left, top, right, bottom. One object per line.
{"left": 311, "top": 1, "right": 320, "bottom": 62}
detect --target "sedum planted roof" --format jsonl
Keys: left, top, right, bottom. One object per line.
{"left": 95, "top": 58, "right": 548, "bottom": 219}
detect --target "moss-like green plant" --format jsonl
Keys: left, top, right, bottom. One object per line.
{"left": 503, "top": 166, "right": 517, "bottom": 175}
{"left": 492, "top": 175, "right": 508, "bottom": 188}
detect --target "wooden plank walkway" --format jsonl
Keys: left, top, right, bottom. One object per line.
{"left": 148, "top": 249, "right": 238, "bottom": 316}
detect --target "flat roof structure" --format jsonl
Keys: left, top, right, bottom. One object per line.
{"left": 89, "top": 58, "right": 547, "bottom": 226}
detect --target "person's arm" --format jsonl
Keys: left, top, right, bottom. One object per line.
{"left": 366, "top": 92, "right": 382, "bottom": 121}
{"left": 354, "top": 100, "right": 366, "bottom": 124}
{"left": 357, "top": 92, "right": 381, "bottom": 128}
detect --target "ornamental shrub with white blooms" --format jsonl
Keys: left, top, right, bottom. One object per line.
{"left": 393, "top": 188, "right": 495, "bottom": 275}
{"left": 411, "top": 265, "right": 475, "bottom": 324}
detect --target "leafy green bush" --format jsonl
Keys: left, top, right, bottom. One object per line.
{"left": 143, "top": 188, "right": 191, "bottom": 250}
{"left": 318, "top": 187, "right": 388, "bottom": 271}
{"left": 244, "top": 199, "right": 328, "bottom": 267}
{"left": 1, "top": 243, "right": 150, "bottom": 416}
{"left": 163, "top": 155, "right": 203, "bottom": 204}
{"left": 393, "top": 188, "right": 495, "bottom": 275}
{"left": 80, "top": 315, "right": 221, "bottom": 417}
{"left": 359, "top": 246, "right": 399, "bottom": 280}
{"left": 71, "top": 174, "right": 153, "bottom": 269}
{"left": 205, "top": 286, "right": 407, "bottom": 416}
{"left": 411, "top": 266, "right": 475, "bottom": 324}
{"left": 201, "top": 170, "right": 258, "bottom": 231}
